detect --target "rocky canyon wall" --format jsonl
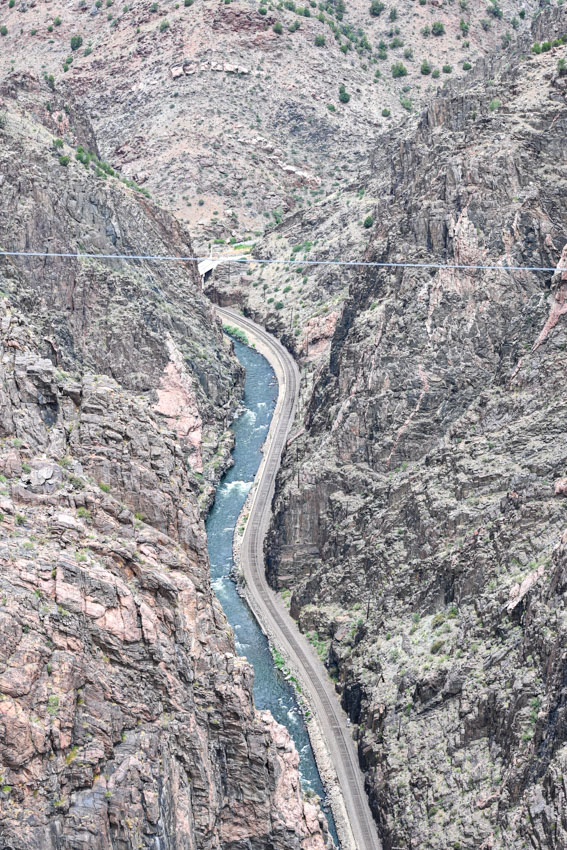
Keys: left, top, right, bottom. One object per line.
{"left": 0, "top": 92, "right": 331, "bottom": 850}
{"left": 267, "top": 9, "right": 567, "bottom": 848}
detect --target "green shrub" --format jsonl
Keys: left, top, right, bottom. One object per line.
{"left": 150, "top": 1, "right": 158, "bottom": 9}
{"left": 370, "top": 0, "right": 384, "bottom": 14}
{"left": 501, "top": 31, "right": 511, "bottom": 48}
{"left": 400, "top": 95, "right": 412, "bottom": 111}
{"left": 315, "top": 33, "right": 325, "bottom": 45}
{"left": 288, "top": 19, "right": 300, "bottom": 30}
{"left": 558, "top": 58, "right": 567, "bottom": 75}
{"left": 486, "top": 0, "right": 502, "bottom": 18}
{"left": 275, "top": 301, "right": 284, "bottom": 310}
{"left": 381, "top": 107, "right": 391, "bottom": 116}
{"left": 0, "top": 26, "right": 7, "bottom": 36}
{"left": 9, "top": 0, "right": 15, "bottom": 6}
{"left": 421, "top": 24, "right": 430, "bottom": 36}
{"left": 480, "top": 18, "right": 490, "bottom": 30}
{"left": 389, "top": 6, "right": 397, "bottom": 20}
{"left": 273, "top": 20, "right": 283, "bottom": 32}
{"left": 338, "top": 83, "right": 350, "bottom": 102}
{"left": 459, "top": 18, "right": 469, "bottom": 35}
{"left": 59, "top": 155, "right": 70, "bottom": 166}
{"left": 327, "top": 103, "right": 336, "bottom": 112}
{"left": 185, "top": 0, "right": 193, "bottom": 5}
{"left": 53, "top": 137, "right": 64, "bottom": 148}
{"left": 159, "top": 19, "right": 170, "bottom": 30}
{"left": 363, "top": 215, "right": 374, "bottom": 228}
{"left": 421, "top": 59, "right": 432, "bottom": 74}
{"left": 54, "top": 16, "right": 62, "bottom": 26}
{"left": 431, "top": 21, "right": 444, "bottom": 35}
{"left": 222, "top": 324, "right": 249, "bottom": 345}
{"left": 489, "top": 97, "right": 501, "bottom": 111}
{"left": 432, "top": 68, "right": 440, "bottom": 78}
{"left": 70, "top": 35, "right": 83, "bottom": 50}
{"left": 541, "top": 40, "right": 552, "bottom": 52}
{"left": 99, "top": 482, "right": 111, "bottom": 493}
{"left": 442, "top": 64, "right": 452, "bottom": 73}
{"left": 462, "top": 60, "right": 472, "bottom": 70}
{"left": 391, "top": 60, "right": 407, "bottom": 77}
{"left": 258, "top": 5, "right": 267, "bottom": 10}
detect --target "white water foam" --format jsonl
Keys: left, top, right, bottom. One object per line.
{"left": 220, "top": 480, "right": 252, "bottom": 496}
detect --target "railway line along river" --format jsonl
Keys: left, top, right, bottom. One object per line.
{"left": 206, "top": 336, "right": 339, "bottom": 844}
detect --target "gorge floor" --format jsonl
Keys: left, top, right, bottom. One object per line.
{"left": 206, "top": 337, "right": 338, "bottom": 843}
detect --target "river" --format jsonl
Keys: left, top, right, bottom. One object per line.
{"left": 206, "top": 337, "right": 338, "bottom": 843}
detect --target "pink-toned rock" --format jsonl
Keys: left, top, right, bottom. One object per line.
{"left": 507, "top": 564, "right": 546, "bottom": 613}
{"left": 155, "top": 337, "right": 204, "bottom": 471}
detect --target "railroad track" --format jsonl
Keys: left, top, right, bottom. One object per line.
{"left": 217, "top": 306, "right": 382, "bottom": 850}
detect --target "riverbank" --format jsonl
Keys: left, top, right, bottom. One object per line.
{"left": 220, "top": 309, "right": 357, "bottom": 850}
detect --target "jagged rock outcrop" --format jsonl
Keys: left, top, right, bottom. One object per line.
{"left": 266, "top": 9, "right": 567, "bottom": 848}
{"left": 0, "top": 100, "right": 331, "bottom": 850}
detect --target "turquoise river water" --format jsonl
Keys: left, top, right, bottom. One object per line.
{"left": 206, "top": 338, "right": 338, "bottom": 843}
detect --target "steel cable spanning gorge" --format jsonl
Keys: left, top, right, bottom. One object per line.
{"left": 216, "top": 307, "right": 382, "bottom": 850}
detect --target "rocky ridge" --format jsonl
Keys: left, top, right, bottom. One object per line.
{"left": 0, "top": 98, "right": 332, "bottom": 850}
{"left": 0, "top": 0, "right": 543, "bottom": 244}
{"left": 263, "top": 7, "right": 567, "bottom": 848}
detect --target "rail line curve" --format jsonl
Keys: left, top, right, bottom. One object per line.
{"left": 217, "top": 306, "right": 381, "bottom": 850}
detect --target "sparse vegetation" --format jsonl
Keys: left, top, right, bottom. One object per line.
{"left": 369, "top": 0, "right": 385, "bottom": 14}
{"left": 391, "top": 61, "right": 407, "bottom": 78}
{"left": 222, "top": 324, "right": 249, "bottom": 345}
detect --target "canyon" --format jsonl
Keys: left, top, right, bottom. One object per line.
{"left": 0, "top": 0, "right": 566, "bottom": 848}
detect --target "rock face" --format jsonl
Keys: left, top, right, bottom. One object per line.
{"left": 0, "top": 99, "right": 331, "bottom": 850}
{"left": 266, "top": 9, "right": 567, "bottom": 849}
